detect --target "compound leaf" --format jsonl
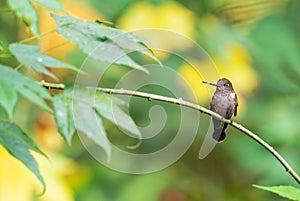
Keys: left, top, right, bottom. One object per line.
{"left": 0, "top": 120, "right": 46, "bottom": 189}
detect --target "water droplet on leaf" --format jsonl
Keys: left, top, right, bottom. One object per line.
{"left": 57, "top": 111, "right": 64, "bottom": 116}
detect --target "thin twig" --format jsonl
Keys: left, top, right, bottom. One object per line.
{"left": 95, "top": 87, "right": 300, "bottom": 185}
{"left": 40, "top": 81, "right": 300, "bottom": 185}
{"left": 39, "top": 80, "right": 65, "bottom": 89}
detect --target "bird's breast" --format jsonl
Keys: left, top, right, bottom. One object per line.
{"left": 212, "top": 92, "right": 236, "bottom": 118}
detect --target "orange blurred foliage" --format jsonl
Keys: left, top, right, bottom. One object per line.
{"left": 36, "top": 0, "right": 105, "bottom": 59}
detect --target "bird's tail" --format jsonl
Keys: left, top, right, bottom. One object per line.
{"left": 213, "top": 129, "right": 226, "bottom": 142}
{"left": 212, "top": 119, "right": 228, "bottom": 142}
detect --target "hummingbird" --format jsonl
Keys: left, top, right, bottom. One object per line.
{"left": 203, "top": 78, "right": 238, "bottom": 142}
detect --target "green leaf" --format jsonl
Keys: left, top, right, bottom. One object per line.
{"left": 0, "top": 80, "right": 18, "bottom": 120}
{"left": 253, "top": 185, "right": 300, "bottom": 201}
{"left": 73, "top": 90, "right": 111, "bottom": 158}
{"left": 91, "top": 39, "right": 149, "bottom": 73}
{"left": 9, "top": 43, "right": 79, "bottom": 79}
{"left": 53, "top": 86, "right": 142, "bottom": 157}
{"left": 0, "top": 65, "right": 52, "bottom": 113}
{"left": 0, "top": 120, "right": 46, "bottom": 189}
{"left": 31, "top": 0, "right": 64, "bottom": 11}
{"left": 7, "top": 0, "right": 39, "bottom": 35}
{"left": 94, "top": 93, "right": 141, "bottom": 139}
{"left": 52, "top": 93, "right": 75, "bottom": 145}
{"left": 53, "top": 87, "right": 111, "bottom": 158}
{"left": 51, "top": 14, "right": 161, "bottom": 73}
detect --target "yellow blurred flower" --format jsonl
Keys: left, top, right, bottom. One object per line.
{"left": 178, "top": 61, "right": 219, "bottom": 105}
{"left": 118, "top": 1, "right": 196, "bottom": 51}
{"left": 0, "top": 111, "right": 78, "bottom": 201}
{"left": 215, "top": 42, "right": 258, "bottom": 95}
{"left": 0, "top": 148, "right": 75, "bottom": 201}
{"left": 35, "top": 153, "right": 76, "bottom": 201}
{"left": 0, "top": 147, "right": 37, "bottom": 201}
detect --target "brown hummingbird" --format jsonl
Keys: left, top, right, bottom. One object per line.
{"left": 203, "top": 78, "right": 238, "bottom": 142}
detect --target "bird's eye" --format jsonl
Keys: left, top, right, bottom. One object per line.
{"left": 224, "top": 83, "right": 230, "bottom": 87}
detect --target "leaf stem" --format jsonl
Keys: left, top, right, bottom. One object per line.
{"left": 14, "top": 63, "right": 23, "bottom": 71}
{"left": 41, "top": 41, "right": 70, "bottom": 53}
{"left": 19, "top": 29, "right": 56, "bottom": 44}
{"left": 39, "top": 81, "right": 300, "bottom": 185}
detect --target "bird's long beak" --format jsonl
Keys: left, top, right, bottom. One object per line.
{"left": 202, "top": 81, "right": 218, "bottom": 87}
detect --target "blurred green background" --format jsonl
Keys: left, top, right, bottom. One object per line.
{"left": 0, "top": 0, "right": 300, "bottom": 200}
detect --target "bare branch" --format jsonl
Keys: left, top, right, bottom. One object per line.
{"left": 96, "top": 87, "right": 300, "bottom": 185}
{"left": 40, "top": 81, "right": 300, "bottom": 185}
{"left": 39, "top": 80, "right": 65, "bottom": 89}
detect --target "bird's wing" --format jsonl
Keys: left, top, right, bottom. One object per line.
{"left": 234, "top": 94, "right": 238, "bottom": 117}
